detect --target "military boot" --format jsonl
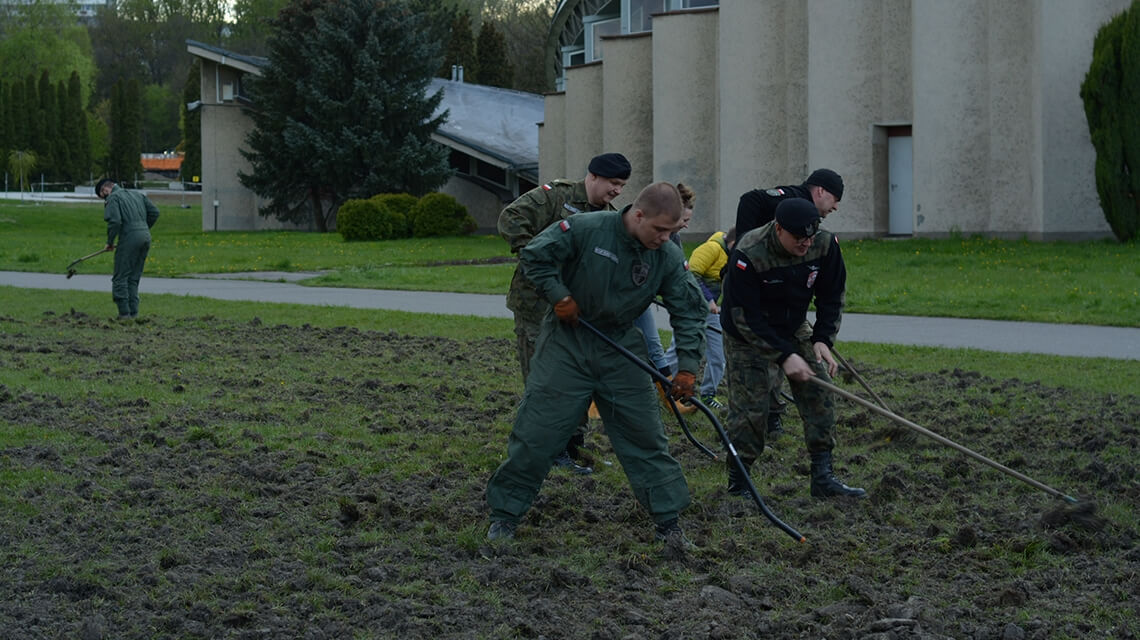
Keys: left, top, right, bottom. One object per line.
{"left": 809, "top": 450, "right": 867, "bottom": 498}
{"left": 766, "top": 411, "right": 784, "bottom": 437}
{"left": 726, "top": 456, "right": 754, "bottom": 497}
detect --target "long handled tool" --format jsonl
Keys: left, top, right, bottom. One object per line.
{"left": 830, "top": 347, "right": 891, "bottom": 412}
{"left": 807, "top": 376, "right": 1079, "bottom": 504}
{"left": 578, "top": 318, "right": 806, "bottom": 542}
{"left": 65, "top": 247, "right": 111, "bottom": 278}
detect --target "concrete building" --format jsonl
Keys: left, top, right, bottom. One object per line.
{"left": 185, "top": 40, "right": 542, "bottom": 232}
{"left": 544, "top": 0, "right": 1128, "bottom": 240}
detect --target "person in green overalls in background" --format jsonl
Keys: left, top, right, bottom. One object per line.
{"left": 486, "top": 182, "right": 708, "bottom": 551}
{"left": 96, "top": 178, "right": 160, "bottom": 320}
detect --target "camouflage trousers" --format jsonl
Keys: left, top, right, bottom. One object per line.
{"left": 723, "top": 328, "right": 837, "bottom": 461}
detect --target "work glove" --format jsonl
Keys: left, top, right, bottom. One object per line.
{"left": 670, "top": 370, "right": 697, "bottom": 401}
{"left": 554, "top": 295, "right": 580, "bottom": 326}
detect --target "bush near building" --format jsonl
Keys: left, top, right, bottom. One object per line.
{"left": 338, "top": 192, "right": 474, "bottom": 241}
{"left": 409, "top": 192, "right": 476, "bottom": 238}
{"left": 1081, "top": 0, "right": 1140, "bottom": 242}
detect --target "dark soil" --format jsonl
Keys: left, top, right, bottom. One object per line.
{"left": 1, "top": 311, "right": 1137, "bottom": 639}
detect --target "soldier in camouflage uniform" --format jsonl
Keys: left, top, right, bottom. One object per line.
{"left": 498, "top": 153, "right": 631, "bottom": 473}
{"left": 732, "top": 168, "right": 845, "bottom": 436}
{"left": 486, "top": 182, "right": 708, "bottom": 546}
{"left": 719, "top": 198, "right": 866, "bottom": 499}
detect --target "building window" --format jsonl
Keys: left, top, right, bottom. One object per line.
{"left": 586, "top": 17, "right": 621, "bottom": 61}
{"left": 626, "top": 0, "right": 664, "bottom": 33}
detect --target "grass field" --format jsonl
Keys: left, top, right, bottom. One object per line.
{"left": 1, "top": 199, "right": 1137, "bottom": 326}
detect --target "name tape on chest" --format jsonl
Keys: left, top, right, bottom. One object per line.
{"left": 593, "top": 246, "right": 618, "bottom": 264}
{"left": 563, "top": 203, "right": 581, "bottom": 214}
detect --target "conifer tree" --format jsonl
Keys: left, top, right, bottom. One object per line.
{"left": 67, "top": 71, "right": 91, "bottom": 183}
{"left": 240, "top": 0, "right": 451, "bottom": 231}
{"left": 180, "top": 60, "right": 202, "bottom": 185}
{"left": 473, "top": 19, "right": 513, "bottom": 88}
{"left": 1081, "top": 0, "right": 1140, "bottom": 242}
{"left": 440, "top": 11, "right": 475, "bottom": 79}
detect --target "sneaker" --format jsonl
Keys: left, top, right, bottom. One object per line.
{"left": 487, "top": 520, "right": 517, "bottom": 541}
{"left": 700, "top": 395, "right": 725, "bottom": 410}
{"left": 553, "top": 450, "right": 593, "bottom": 475}
{"left": 654, "top": 518, "right": 697, "bottom": 553}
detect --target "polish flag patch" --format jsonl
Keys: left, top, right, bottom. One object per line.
{"left": 559, "top": 219, "right": 571, "bottom": 231}
{"left": 542, "top": 183, "right": 553, "bottom": 191}
{"left": 683, "top": 260, "right": 690, "bottom": 271}
{"left": 735, "top": 259, "right": 748, "bottom": 270}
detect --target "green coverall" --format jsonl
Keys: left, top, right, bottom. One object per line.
{"left": 486, "top": 208, "right": 708, "bottom": 528}
{"left": 103, "top": 185, "right": 160, "bottom": 317}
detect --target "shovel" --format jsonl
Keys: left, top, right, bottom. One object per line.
{"left": 65, "top": 247, "right": 111, "bottom": 278}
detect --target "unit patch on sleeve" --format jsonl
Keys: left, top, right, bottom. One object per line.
{"left": 559, "top": 219, "right": 571, "bottom": 231}
{"left": 765, "top": 188, "right": 785, "bottom": 197}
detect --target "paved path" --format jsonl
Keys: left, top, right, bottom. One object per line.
{"left": 3, "top": 270, "right": 1139, "bottom": 361}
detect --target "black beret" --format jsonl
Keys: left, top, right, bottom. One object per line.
{"left": 805, "top": 168, "right": 844, "bottom": 201}
{"left": 775, "top": 198, "right": 821, "bottom": 238}
{"left": 94, "top": 178, "right": 114, "bottom": 197}
{"left": 587, "top": 153, "right": 631, "bottom": 180}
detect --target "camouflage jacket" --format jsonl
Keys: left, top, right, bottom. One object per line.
{"left": 498, "top": 179, "right": 614, "bottom": 317}
{"left": 734, "top": 183, "right": 812, "bottom": 238}
{"left": 720, "top": 222, "right": 846, "bottom": 363}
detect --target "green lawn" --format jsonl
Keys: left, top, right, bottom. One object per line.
{"left": 2, "top": 199, "right": 1137, "bottom": 326}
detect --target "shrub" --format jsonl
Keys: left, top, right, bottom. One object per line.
{"left": 1080, "top": 1, "right": 1140, "bottom": 242}
{"left": 409, "top": 192, "right": 476, "bottom": 238}
{"left": 370, "top": 193, "right": 418, "bottom": 238}
{"left": 337, "top": 198, "right": 390, "bottom": 241}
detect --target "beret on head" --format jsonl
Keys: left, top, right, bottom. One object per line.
{"left": 775, "top": 198, "right": 821, "bottom": 238}
{"left": 588, "top": 153, "right": 632, "bottom": 180}
{"left": 805, "top": 168, "right": 844, "bottom": 201}
{"left": 94, "top": 178, "right": 113, "bottom": 196}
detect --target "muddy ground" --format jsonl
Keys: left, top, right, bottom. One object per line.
{"left": 0, "top": 310, "right": 1137, "bottom": 639}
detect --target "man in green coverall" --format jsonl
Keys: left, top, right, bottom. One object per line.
{"left": 498, "top": 153, "right": 631, "bottom": 473}
{"left": 96, "top": 178, "right": 160, "bottom": 319}
{"left": 486, "top": 182, "right": 708, "bottom": 547}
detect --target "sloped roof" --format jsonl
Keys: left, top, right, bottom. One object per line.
{"left": 428, "top": 78, "right": 542, "bottom": 173}
{"left": 184, "top": 40, "right": 542, "bottom": 175}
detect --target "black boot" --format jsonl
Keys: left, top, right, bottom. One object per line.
{"left": 726, "top": 456, "right": 754, "bottom": 496}
{"left": 553, "top": 450, "right": 593, "bottom": 475}
{"left": 809, "top": 450, "right": 866, "bottom": 498}
{"left": 766, "top": 411, "right": 784, "bottom": 437}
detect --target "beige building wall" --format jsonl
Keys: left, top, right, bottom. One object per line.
{"left": 440, "top": 177, "right": 502, "bottom": 234}
{"left": 1039, "top": 0, "right": 1123, "bottom": 237}
{"left": 718, "top": 0, "right": 808, "bottom": 231}
{"left": 562, "top": 62, "right": 605, "bottom": 184}
{"left": 542, "top": 0, "right": 1127, "bottom": 239}
{"left": 808, "top": 0, "right": 910, "bottom": 235}
{"left": 538, "top": 94, "right": 566, "bottom": 183}
{"left": 602, "top": 32, "right": 654, "bottom": 210}
{"left": 652, "top": 9, "right": 719, "bottom": 234}
{"left": 198, "top": 60, "right": 300, "bottom": 231}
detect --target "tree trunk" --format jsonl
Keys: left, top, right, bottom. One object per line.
{"left": 310, "top": 188, "right": 327, "bottom": 232}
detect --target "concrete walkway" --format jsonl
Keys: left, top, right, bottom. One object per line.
{"left": 3, "top": 270, "right": 1139, "bottom": 361}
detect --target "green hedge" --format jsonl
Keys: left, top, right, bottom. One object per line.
{"left": 409, "top": 192, "right": 476, "bottom": 238}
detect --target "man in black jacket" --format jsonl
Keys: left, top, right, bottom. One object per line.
{"left": 720, "top": 198, "right": 865, "bottom": 499}
{"left": 732, "top": 168, "right": 844, "bottom": 434}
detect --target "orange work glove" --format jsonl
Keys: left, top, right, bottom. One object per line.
{"left": 554, "top": 295, "right": 580, "bottom": 326}
{"left": 670, "top": 371, "right": 697, "bottom": 401}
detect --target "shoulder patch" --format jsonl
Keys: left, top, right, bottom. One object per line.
{"left": 559, "top": 219, "right": 571, "bottom": 231}
{"left": 683, "top": 260, "right": 690, "bottom": 271}
{"left": 765, "top": 188, "right": 785, "bottom": 197}
{"left": 735, "top": 258, "right": 749, "bottom": 270}
{"left": 542, "top": 183, "right": 553, "bottom": 191}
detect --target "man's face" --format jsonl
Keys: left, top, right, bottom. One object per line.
{"left": 811, "top": 186, "right": 839, "bottom": 218}
{"left": 98, "top": 183, "right": 113, "bottom": 200}
{"left": 631, "top": 209, "right": 678, "bottom": 249}
{"left": 775, "top": 224, "right": 815, "bottom": 256}
{"left": 585, "top": 173, "right": 627, "bottom": 207}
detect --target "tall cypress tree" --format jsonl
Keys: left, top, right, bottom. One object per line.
{"left": 1081, "top": 1, "right": 1140, "bottom": 242}
{"left": 473, "top": 19, "right": 513, "bottom": 89}
{"left": 0, "top": 82, "right": 9, "bottom": 173}
{"left": 37, "top": 71, "right": 59, "bottom": 180}
{"left": 240, "top": 0, "right": 451, "bottom": 231}
{"left": 67, "top": 71, "right": 91, "bottom": 184}
{"left": 25, "top": 75, "right": 44, "bottom": 181}
{"left": 180, "top": 59, "right": 202, "bottom": 184}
